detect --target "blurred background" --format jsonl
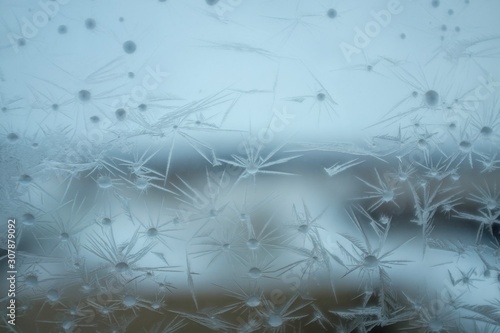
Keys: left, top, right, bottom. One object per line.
{"left": 1, "top": 0, "right": 500, "bottom": 332}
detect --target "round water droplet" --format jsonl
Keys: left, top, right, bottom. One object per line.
{"left": 123, "top": 295, "right": 137, "bottom": 307}
{"left": 135, "top": 177, "right": 149, "bottom": 190}
{"left": 298, "top": 224, "right": 309, "bottom": 233}
{"left": 7, "top": 133, "right": 19, "bottom": 143}
{"left": 97, "top": 176, "right": 112, "bottom": 189}
{"left": 19, "top": 174, "right": 33, "bottom": 184}
{"left": 429, "top": 318, "right": 443, "bottom": 332}
{"left": 486, "top": 199, "right": 497, "bottom": 210}
{"left": 101, "top": 217, "right": 112, "bottom": 226}
{"left": 62, "top": 320, "right": 73, "bottom": 330}
{"left": 327, "top": 8, "right": 337, "bottom": 18}
{"left": 268, "top": 314, "right": 283, "bottom": 328}
{"left": 382, "top": 190, "right": 394, "bottom": 202}
{"left": 364, "top": 255, "right": 378, "bottom": 268}
{"left": 247, "top": 238, "right": 259, "bottom": 250}
{"left": 425, "top": 90, "right": 439, "bottom": 107}
{"left": 458, "top": 140, "right": 471, "bottom": 152}
{"left": 58, "top": 25, "right": 68, "bottom": 34}
{"left": 147, "top": 227, "right": 158, "bottom": 237}
{"left": 81, "top": 284, "right": 92, "bottom": 293}
{"left": 22, "top": 213, "right": 35, "bottom": 226}
{"left": 78, "top": 89, "right": 91, "bottom": 102}
{"left": 248, "top": 267, "right": 262, "bottom": 279}
{"left": 25, "top": 275, "right": 38, "bottom": 287}
{"left": 246, "top": 296, "right": 260, "bottom": 307}
{"left": 246, "top": 164, "right": 259, "bottom": 175}
{"left": 418, "top": 139, "right": 428, "bottom": 149}
{"left": 115, "top": 108, "right": 126, "bottom": 121}
{"left": 85, "top": 18, "right": 96, "bottom": 30}
{"left": 115, "top": 262, "right": 129, "bottom": 273}
{"left": 47, "top": 289, "right": 60, "bottom": 302}
{"left": 480, "top": 126, "right": 493, "bottom": 136}
{"left": 123, "top": 40, "right": 137, "bottom": 54}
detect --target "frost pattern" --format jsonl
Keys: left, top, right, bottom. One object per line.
{"left": 1, "top": 0, "right": 500, "bottom": 332}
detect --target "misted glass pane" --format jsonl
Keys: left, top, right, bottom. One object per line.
{"left": 1, "top": 1, "right": 500, "bottom": 332}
